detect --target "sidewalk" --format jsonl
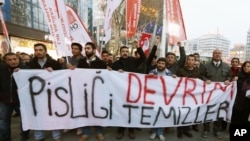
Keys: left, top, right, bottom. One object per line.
{"left": 10, "top": 117, "right": 230, "bottom": 141}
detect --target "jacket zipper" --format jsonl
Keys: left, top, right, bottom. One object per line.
{"left": 10, "top": 74, "right": 13, "bottom": 103}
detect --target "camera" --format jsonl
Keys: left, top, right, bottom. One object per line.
{"left": 0, "top": 0, "right": 5, "bottom": 6}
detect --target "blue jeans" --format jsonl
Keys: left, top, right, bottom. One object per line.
{"left": 152, "top": 128, "right": 164, "bottom": 136}
{"left": 34, "top": 130, "right": 61, "bottom": 140}
{"left": 82, "top": 126, "right": 103, "bottom": 135}
{"left": 0, "top": 102, "right": 29, "bottom": 140}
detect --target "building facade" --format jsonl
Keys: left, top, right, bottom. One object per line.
{"left": 245, "top": 27, "right": 250, "bottom": 61}
{"left": 198, "top": 34, "right": 230, "bottom": 61}
{"left": 0, "top": 0, "right": 91, "bottom": 58}
{"left": 230, "top": 44, "right": 245, "bottom": 63}
{"left": 183, "top": 33, "right": 230, "bottom": 62}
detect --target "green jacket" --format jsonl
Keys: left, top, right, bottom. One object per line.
{"left": 202, "top": 60, "right": 232, "bottom": 82}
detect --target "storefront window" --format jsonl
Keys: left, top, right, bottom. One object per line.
{"left": 10, "top": 36, "right": 58, "bottom": 59}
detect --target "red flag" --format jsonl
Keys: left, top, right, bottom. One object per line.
{"left": 126, "top": 0, "right": 141, "bottom": 38}
{"left": 39, "top": 0, "right": 70, "bottom": 57}
{"left": 66, "top": 5, "right": 100, "bottom": 57}
{"left": 139, "top": 32, "right": 151, "bottom": 56}
{"left": 166, "top": 0, "right": 187, "bottom": 45}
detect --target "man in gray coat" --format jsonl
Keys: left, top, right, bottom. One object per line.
{"left": 202, "top": 49, "right": 231, "bottom": 139}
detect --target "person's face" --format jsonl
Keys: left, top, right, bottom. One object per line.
{"left": 195, "top": 61, "right": 200, "bottom": 68}
{"left": 34, "top": 46, "right": 47, "bottom": 59}
{"left": 21, "top": 55, "right": 30, "bottom": 63}
{"left": 16, "top": 51, "right": 21, "bottom": 56}
{"left": 186, "top": 56, "right": 196, "bottom": 68}
{"left": 108, "top": 55, "right": 113, "bottom": 62}
{"left": 5, "top": 55, "right": 20, "bottom": 68}
{"left": 101, "top": 53, "right": 109, "bottom": 62}
{"left": 231, "top": 59, "right": 239, "bottom": 68}
{"left": 194, "top": 55, "right": 200, "bottom": 61}
{"left": 212, "top": 50, "right": 222, "bottom": 61}
{"left": 166, "top": 55, "right": 176, "bottom": 65}
{"left": 71, "top": 45, "right": 81, "bottom": 56}
{"left": 85, "top": 45, "right": 95, "bottom": 58}
{"left": 120, "top": 48, "right": 129, "bottom": 59}
{"left": 157, "top": 61, "right": 166, "bottom": 71}
{"left": 243, "top": 62, "right": 250, "bottom": 73}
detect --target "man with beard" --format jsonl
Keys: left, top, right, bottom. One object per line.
{"left": 101, "top": 50, "right": 112, "bottom": 68}
{"left": 77, "top": 42, "right": 106, "bottom": 141}
{"left": 112, "top": 45, "right": 146, "bottom": 140}
{"left": 148, "top": 57, "right": 176, "bottom": 141}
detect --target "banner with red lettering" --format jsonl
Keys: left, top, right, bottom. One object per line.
{"left": 14, "top": 69, "right": 236, "bottom": 130}
{"left": 139, "top": 32, "right": 151, "bottom": 56}
{"left": 104, "top": 0, "right": 122, "bottom": 43}
{"left": 39, "top": 0, "right": 70, "bottom": 57}
{"left": 126, "top": 0, "right": 141, "bottom": 38}
{"left": 166, "top": 0, "right": 187, "bottom": 45}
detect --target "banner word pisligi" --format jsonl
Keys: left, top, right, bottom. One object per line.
{"left": 13, "top": 69, "right": 236, "bottom": 130}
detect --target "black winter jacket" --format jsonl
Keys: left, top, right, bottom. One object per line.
{"left": 0, "top": 63, "right": 27, "bottom": 105}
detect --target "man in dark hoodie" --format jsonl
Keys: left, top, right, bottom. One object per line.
{"left": 77, "top": 42, "right": 106, "bottom": 141}
{"left": 0, "top": 53, "right": 29, "bottom": 141}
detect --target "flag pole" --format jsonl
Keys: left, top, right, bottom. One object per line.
{"left": 55, "top": 0, "right": 70, "bottom": 63}
{"left": 150, "top": 9, "right": 160, "bottom": 48}
{"left": 160, "top": 0, "right": 167, "bottom": 57}
{"left": 0, "top": 7, "right": 12, "bottom": 53}
{"left": 126, "top": 0, "right": 128, "bottom": 46}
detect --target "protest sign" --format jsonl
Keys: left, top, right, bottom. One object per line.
{"left": 14, "top": 69, "right": 236, "bottom": 130}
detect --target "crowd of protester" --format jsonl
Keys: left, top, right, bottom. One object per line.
{"left": 0, "top": 37, "right": 249, "bottom": 141}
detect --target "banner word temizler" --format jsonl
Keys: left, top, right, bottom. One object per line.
{"left": 13, "top": 69, "right": 237, "bottom": 130}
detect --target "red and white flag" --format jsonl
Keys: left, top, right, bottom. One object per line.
{"left": 126, "top": 0, "right": 141, "bottom": 38}
{"left": 104, "top": 0, "right": 122, "bottom": 43}
{"left": 166, "top": 0, "right": 187, "bottom": 45}
{"left": 39, "top": 0, "right": 70, "bottom": 57}
{"left": 139, "top": 32, "right": 151, "bottom": 56}
{"left": 39, "top": 0, "right": 100, "bottom": 57}
{"left": 0, "top": 8, "right": 11, "bottom": 53}
{"left": 66, "top": 5, "right": 100, "bottom": 57}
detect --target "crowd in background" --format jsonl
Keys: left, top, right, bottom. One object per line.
{"left": 0, "top": 38, "right": 249, "bottom": 141}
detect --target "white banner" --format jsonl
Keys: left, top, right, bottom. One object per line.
{"left": 38, "top": 0, "right": 70, "bottom": 57}
{"left": 14, "top": 69, "right": 237, "bottom": 130}
{"left": 104, "top": 0, "right": 122, "bottom": 43}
